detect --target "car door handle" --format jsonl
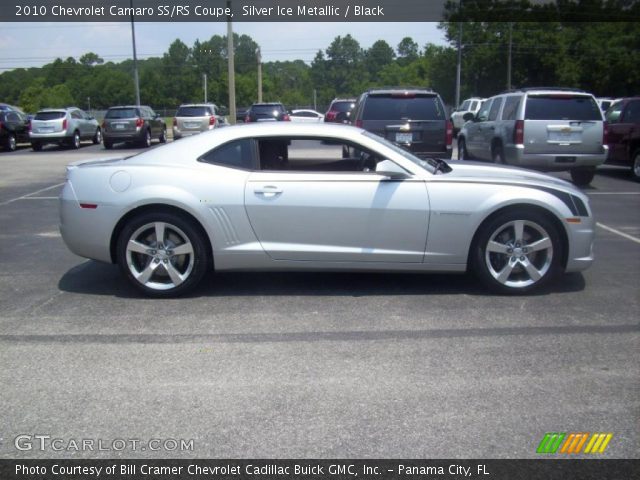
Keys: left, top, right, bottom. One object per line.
{"left": 254, "top": 186, "right": 283, "bottom": 197}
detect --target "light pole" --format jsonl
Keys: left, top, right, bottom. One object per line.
{"left": 257, "top": 47, "right": 262, "bottom": 103}
{"left": 454, "top": 0, "right": 463, "bottom": 109}
{"left": 130, "top": 0, "right": 140, "bottom": 106}
{"left": 227, "top": 0, "right": 236, "bottom": 124}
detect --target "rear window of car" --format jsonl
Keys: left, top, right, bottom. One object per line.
{"left": 252, "top": 104, "right": 285, "bottom": 114}
{"left": 35, "top": 111, "right": 65, "bottom": 120}
{"left": 363, "top": 95, "right": 444, "bottom": 120}
{"left": 524, "top": 95, "right": 601, "bottom": 121}
{"left": 331, "top": 101, "right": 354, "bottom": 112}
{"left": 177, "top": 106, "right": 212, "bottom": 117}
{"left": 105, "top": 108, "right": 139, "bottom": 119}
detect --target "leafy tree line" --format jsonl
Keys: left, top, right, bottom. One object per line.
{"left": 0, "top": 21, "right": 637, "bottom": 115}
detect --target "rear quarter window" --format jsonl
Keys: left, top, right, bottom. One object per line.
{"left": 622, "top": 101, "right": 640, "bottom": 123}
{"left": 501, "top": 96, "right": 521, "bottom": 120}
{"left": 200, "top": 138, "right": 254, "bottom": 170}
{"left": 362, "top": 95, "right": 444, "bottom": 120}
{"left": 524, "top": 96, "right": 601, "bottom": 121}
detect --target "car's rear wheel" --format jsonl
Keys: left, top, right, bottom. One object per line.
{"left": 93, "top": 128, "right": 102, "bottom": 145}
{"left": 6, "top": 133, "right": 16, "bottom": 151}
{"left": 141, "top": 129, "right": 151, "bottom": 148}
{"left": 570, "top": 167, "right": 596, "bottom": 186}
{"left": 458, "top": 137, "right": 471, "bottom": 160}
{"left": 31, "top": 142, "right": 42, "bottom": 151}
{"left": 472, "top": 210, "right": 563, "bottom": 294}
{"left": 70, "top": 130, "right": 81, "bottom": 149}
{"left": 117, "top": 212, "right": 209, "bottom": 297}
{"left": 492, "top": 144, "right": 505, "bottom": 164}
{"left": 631, "top": 150, "right": 640, "bottom": 182}
{"left": 103, "top": 139, "right": 113, "bottom": 149}
{"left": 159, "top": 128, "right": 167, "bottom": 143}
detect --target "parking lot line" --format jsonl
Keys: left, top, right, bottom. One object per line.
{"left": 588, "top": 192, "right": 640, "bottom": 195}
{"left": 597, "top": 222, "right": 640, "bottom": 245}
{"left": 20, "top": 196, "right": 59, "bottom": 200}
{"left": 0, "top": 182, "right": 64, "bottom": 206}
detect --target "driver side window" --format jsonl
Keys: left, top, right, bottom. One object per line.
{"left": 476, "top": 99, "right": 493, "bottom": 122}
{"left": 257, "top": 137, "right": 381, "bottom": 173}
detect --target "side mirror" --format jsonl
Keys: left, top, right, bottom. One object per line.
{"left": 375, "top": 159, "right": 409, "bottom": 179}
{"left": 463, "top": 112, "right": 475, "bottom": 122}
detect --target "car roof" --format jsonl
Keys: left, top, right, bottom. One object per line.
{"left": 178, "top": 103, "right": 217, "bottom": 107}
{"left": 500, "top": 87, "right": 588, "bottom": 95}
{"left": 331, "top": 98, "right": 356, "bottom": 102}
{"left": 366, "top": 87, "right": 435, "bottom": 95}
{"left": 251, "top": 102, "right": 284, "bottom": 106}
{"left": 107, "top": 105, "right": 148, "bottom": 109}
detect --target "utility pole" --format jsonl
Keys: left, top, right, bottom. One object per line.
{"left": 454, "top": 0, "right": 463, "bottom": 109}
{"left": 226, "top": 0, "right": 236, "bottom": 124}
{"left": 313, "top": 89, "right": 317, "bottom": 111}
{"left": 203, "top": 74, "right": 208, "bottom": 103}
{"left": 507, "top": 22, "right": 513, "bottom": 90}
{"left": 257, "top": 47, "right": 262, "bottom": 103}
{"left": 130, "top": 0, "right": 140, "bottom": 106}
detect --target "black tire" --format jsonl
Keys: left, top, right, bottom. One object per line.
{"left": 631, "top": 150, "right": 640, "bottom": 182}
{"left": 471, "top": 209, "right": 563, "bottom": 294}
{"left": 31, "top": 142, "right": 42, "bottom": 151}
{"left": 570, "top": 167, "right": 596, "bottom": 186}
{"left": 492, "top": 143, "right": 505, "bottom": 164}
{"left": 70, "top": 130, "right": 81, "bottom": 149}
{"left": 93, "top": 128, "right": 102, "bottom": 145}
{"left": 5, "top": 133, "right": 16, "bottom": 152}
{"left": 103, "top": 139, "right": 113, "bottom": 149}
{"left": 140, "top": 129, "right": 151, "bottom": 148}
{"left": 159, "top": 128, "right": 167, "bottom": 144}
{"left": 116, "top": 211, "right": 209, "bottom": 297}
{"left": 458, "top": 137, "right": 471, "bottom": 160}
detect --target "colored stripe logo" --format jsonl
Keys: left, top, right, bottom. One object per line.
{"left": 537, "top": 433, "right": 613, "bottom": 454}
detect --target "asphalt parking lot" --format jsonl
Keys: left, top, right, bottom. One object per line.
{"left": 0, "top": 139, "right": 638, "bottom": 459}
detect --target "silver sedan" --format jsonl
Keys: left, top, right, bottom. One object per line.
{"left": 60, "top": 123, "right": 595, "bottom": 297}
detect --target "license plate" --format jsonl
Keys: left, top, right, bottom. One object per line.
{"left": 38, "top": 127, "right": 54, "bottom": 133}
{"left": 549, "top": 131, "right": 580, "bottom": 142}
{"left": 396, "top": 132, "right": 413, "bottom": 143}
{"left": 115, "top": 124, "right": 126, "bottom": 130}
{"left": 184, "top": 122, "right": 199, "bottom": 129}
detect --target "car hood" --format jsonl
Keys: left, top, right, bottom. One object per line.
{"left": 444, "top": 160, "right": 577, "bottom": 190}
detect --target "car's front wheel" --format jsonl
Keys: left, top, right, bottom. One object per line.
{"left": 5, "top": 133, "right": 16, "bottom": 151}
{"left": 117, "top": 212, "right": 209, "bottom": 297}
{"left": 471, "top": 210, "right": 563, "bottom": 294}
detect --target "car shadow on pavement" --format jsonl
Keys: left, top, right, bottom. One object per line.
{"left": 595, "top": 166, "right": 635, "bottom": 182}
{"left": 58, "top": 260, "right": 586, "bottom": 298}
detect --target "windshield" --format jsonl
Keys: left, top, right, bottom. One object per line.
{"left": 362, "top": 131, "right": 444, "bottom": 175}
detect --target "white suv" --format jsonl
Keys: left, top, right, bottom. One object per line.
{"left": 450, "top": 97, "right": 485, "bottom": 134}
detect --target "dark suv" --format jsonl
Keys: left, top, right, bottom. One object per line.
{"left": 0, "top": 107, "right": 30, "bottom": 151}
{"left": 604, "top": 97, "right": 640, "bottom": 181}
{"left": 350, "top": 88, "right": 452, "bottom": 158}
{"left": 102, "top": 105, "right": 166, "bottom": 149}
{"left": 324, "top": 98, "right": 356, "bottom": 123}
{"left": 244, "top": 103, "right": 290, "bottom": 122}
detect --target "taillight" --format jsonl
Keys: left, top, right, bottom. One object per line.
{"left": 245, "top": 115, "right": 251, "bottom": 123}
{"left": 355, "top": 119, "right": 363, "bottom": 128}
{"left": 282, "top": 114, "right": 290, "bottom": 121}
{"left": 0, "top": 121, "right": 3, "bottom": 130}
{"left": 209, "top": 116, "right": 215, "bottom": 126}
{"left": 325, "top": 111, "right": 336, "bottom": 121}
{"left": 135, "top": 117, "right": 144, "bottom": 128}
{"left": 603, "top": 121, "right": 609, "bottom": 146}
{"left": 62, "top": 118, "right": 67, "bottom": 131}
{"left": 27, "top": 120, "right": 31, "bottom": 132}
{"left": 445, "top": 120, "right": 453, "bottom": 147}
{"left": 101, "top": 121, "right": 106, "bottom": 129}
{"left": 172, "top": 117, "right": 177, "bottom": 127}
{"left": 514, "top": 120, "right": 524, "bottom": 144}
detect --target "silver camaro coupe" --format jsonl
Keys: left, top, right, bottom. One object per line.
{"left": 60, "top": 123, "right": 595, "bottom": 297}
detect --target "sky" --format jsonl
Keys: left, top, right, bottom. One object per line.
{"left": 0, "top": 22, "right": 447, "bottom": 72}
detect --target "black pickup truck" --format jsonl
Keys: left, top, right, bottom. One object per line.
{"left": 605, "top": 97, "right": 640, "bottom": 181}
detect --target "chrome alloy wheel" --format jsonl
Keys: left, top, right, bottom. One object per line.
{"left": 484, "top": 219, "right": 553, "bottom": 289}
{"left": 125, "top": 221, "right": 195, "bottom": 290}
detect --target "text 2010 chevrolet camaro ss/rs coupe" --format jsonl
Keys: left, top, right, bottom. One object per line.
{"left": 60, "top": 123, "right": 594, "bottom": 297}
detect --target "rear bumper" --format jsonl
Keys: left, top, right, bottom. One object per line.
{"left": 504, "top": 144, "right": 608, "bottom": 170}
{"left": 29, "top": 131, "right": 73, "bottom": 143}
{"left": 103, "top": 129, "right": 145, "bottom": 142}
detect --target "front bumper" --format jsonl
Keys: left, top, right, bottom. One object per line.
{"left": 565, "top": 215, "right": 595, "bottom": 272}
